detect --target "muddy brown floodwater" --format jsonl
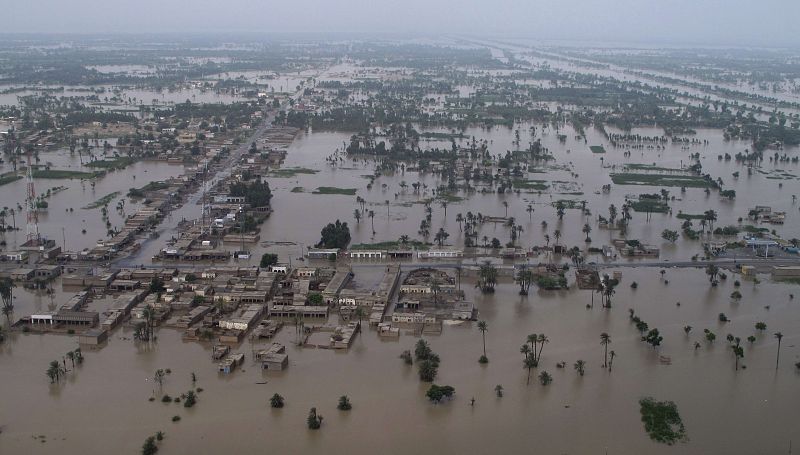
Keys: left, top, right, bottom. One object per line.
{"left": 2, "top": 58, "right": 800, "bottom": 453}
{"left": 1, "top": 268, "right": 799, "bottom": 454}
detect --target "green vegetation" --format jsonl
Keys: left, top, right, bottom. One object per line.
{"left": 307, "top": 407, "right": 323, "bottom": 429}
{"left": 624, "top": 164, "right": 684, "bottom": 172}
{"left": 639, "top": 397, "right": 687, "bottom": 445}
{"left": 0, "top": 173, "right": 22, "bottom": 186}
{"left": 630, "top": 200, "right": 669, "bottom": 213}
{"left": 415, "top": 339, "right": 440, "bottom": 382}
{"left": 317, "top": 220, "right": 351, "bottom": 249}
{"left": 33, "top": 169, "right": 102, "bottom": 179}
{"left": 85, "top": 156, "right": 137, "bottom": 170}
{"left": 312, "top": 187, "right": 357, "bottom": 195}
{"left": 128, "top": 181, "right": 170, "bottom": 198}
{"left": 229, "top": 179, "right": 272, "bottom": 207}
{"left": 267, "top": 167, "right": 318, "bottom": 177}
{"left": 259, "top": 253, "right": 278, "bottom": 268}
{"left": 270, "top": 393, "right": 285, "bottom": 408}
{"left": 589, "top": 145, "right": 606, "bottom": 154}
{"left": 676, "top": 213, "right": 706, "bottom": 220}
{"left": 610, "top": 173, "right": 714, "bottom": 188}
{"left": 290, "top": 187, "right": 305, "bottom": 193}
{"left": 83, "top": 191, "right": 121, "bottom": 209}
{"left": 425, "top": 384, "right": 455, "bottom": 403}
{"left": 337, "top": 395, "right": 352, "bottom": 411}
{"left": 512, "top": 179, "right": 549, "bottom": 190}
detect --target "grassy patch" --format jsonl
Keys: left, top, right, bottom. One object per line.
{"left": 290, "top": 187, "right": 305, "bottom": 193}
{"left": 83, "top": 192, "right": 121, "bottom": 209}
{"left": 0, "top": 173, "right": 22, "bottom": 186}
{"left": 85, "top": 156, "right": 137, "bottom": 170}
{"left": 512, "top": 179, "right": 549, "bottom": 191}
{"left": 624, "top": 164, "right": 684, "bottom": 172}
{"left": 32, "top": 169, "right": 102, "bottom": 179}
{"left": 268, "top": 167, "right": 319, "bottom": 177}
{"left": 551, "top": 199, "right": 585, "bottom": 209}
{"left": 610, "top": 173, "right": 714, "bottom": 188}
{"left": 676, "top": 213, "right": 706, "bottom": 220}
{"left": 128, "top": 181, "right": 170, "bottom": 198}
{"left": 436, "top": 192, "right": 464, "bottom": 203}
{"left": 741, "top": 225, "right": 769, "bottom": 233}
{"left": 639, "top": 397, "right": 687, "bottom": 445}
{"left": 589, "top": 145, "right": 606, "bottom": 154}
{"left": 312, "top": 187, "right": 357, "bottom": 195}
{"left": 630, "top": 200, "right": 670, "bottom": 213}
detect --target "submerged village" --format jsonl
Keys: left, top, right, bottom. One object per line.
{"left": 1, "top": 36, "right": 800, "bottom": 454}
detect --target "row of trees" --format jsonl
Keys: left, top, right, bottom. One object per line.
{"left": 46, "top": 348, "right": 83, "bottom": 383}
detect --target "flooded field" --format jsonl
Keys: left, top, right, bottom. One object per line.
{"left": 2, "top": 35, "right": 800, "bottom": 454}
{"left": 1, "top": 268, "right": 799, "bottom": 454}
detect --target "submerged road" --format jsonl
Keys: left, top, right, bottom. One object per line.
{"left": 115, "top": 84, "right": 309, "bottom": 268}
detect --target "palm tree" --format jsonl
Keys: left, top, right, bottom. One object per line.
{"left": 775, "top": 332, "right": 783, "bottom": 369}
{"left": 353, "top": 209, "right": 361, "bottom": 224}
{"left": 520, "top": 343, "right": 532, "bottom": 362}
{"left": 368, "top": 210, "right": 375, "bottom": 234}
{"left": 66, "top": 351, "right": 75, "bottom": 368}
{"left": 574, "top": 359, "right": 586, "bottom": 376}
{"left": 526, "top": 333, "right": 538, "bottom": 363}
{"left": 270, "top": 393, "right": 285, "bottom": 408}
{"left": 706, "top": 264, "right": 719, "bottom": 285}
{"left": 582, "top": 223, "right": 592, "bottom": 242}
{"left": 477, "top": 321, "right": 488, "bottom": 361}
{"left": 434, "top": 228, "right": 449, "bottom": 247}
{"left": 608, "top": 350, "right": 616, "bottom": 372}
{"left": 553, "top": 230, "right": 561, "bottom": 247}
{"left": 399, "top": 235, "right": 410, "bottom": 246}
{"left": 440, "top": 201, "right": 448, "bottom": 218}
{"left": 0, "top": 278, "right": 14, "bottom": 322}
{"left": 536, "top": 334, "right": 549, "bottom": 362}
{"left": 456, "top": 213, "right": 464, "bottom": 231}
{"left": 502, "top": 201, "right": 508, "bottom": 217}
{"left": 524, "top": 356, "right": 537, "bottom": 385}
{"left": 353, "top": 307, "right": 366, "bottom": 327}
{"left": 600, "top": 333, "right": 611, "bottom": 368}
{"left": 526, "top": 204, "right": 534, "bottom": 221}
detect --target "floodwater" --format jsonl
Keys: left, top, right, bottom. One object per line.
{"left": 2, "top": 49, "right": 800, "bottom": 453}
{"left": 1, "top": 268, "right": 799, "bottom": 453}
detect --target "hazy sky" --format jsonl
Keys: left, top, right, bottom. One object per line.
{"left": 6, "top": 0, "right": 799, "bottom": 47}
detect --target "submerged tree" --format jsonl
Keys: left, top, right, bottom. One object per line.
{"left": 515, "top": 266, "right": 533, "bottom": 295}
{"left": 337, "top": 395, "right": 352, "bottom": 411}
{"left": 600, "top": 332, "right": 611, "bottom": 368}
{"left": 477, "top": 261, "right": 498, "bottom": 293}
{"left": 574, "top": 359, "right": 586, "bottom": 376}
{"left": 307, "top": 407, "right": 323, "bottom": 429}
{"left": 270, "top": 393, "right": 284, "bottom": 408}
{"left": 775, "top": 332, "right": 783, "bottom": 369}
{"left": 0, "top": 278, "right": 15, "bottom": 322}
{"left": 477, "top": 320, "right": 488, "bottom": 363}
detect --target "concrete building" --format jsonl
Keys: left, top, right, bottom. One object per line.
{"left": 349, "top": 250, "right": 384, "bottom": 259}
{"left": 255, "top": 343, "right": 288, "bottom": 370}
{"left": 78, "top": 328, "right": 108, "bottom": 346}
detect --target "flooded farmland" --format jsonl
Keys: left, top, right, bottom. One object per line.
{"left": 1, "top": 33, "right": 800, "bottom": 454}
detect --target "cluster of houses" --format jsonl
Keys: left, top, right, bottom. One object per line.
{"left": 392, "top": 268, "right": 474, "bottom": 330}
{"left": 749, "top": 206, "right": 786, "bottom": 225}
